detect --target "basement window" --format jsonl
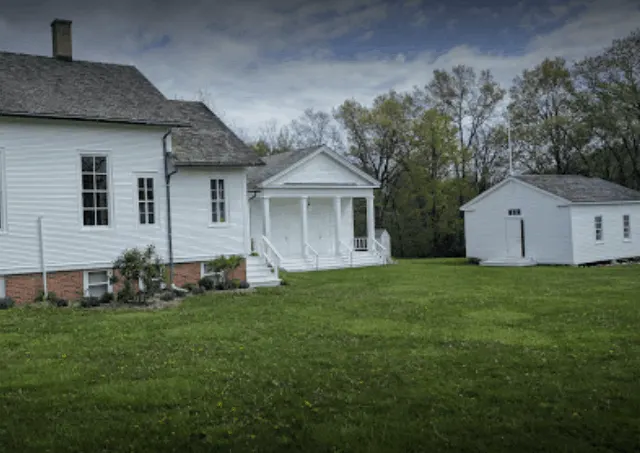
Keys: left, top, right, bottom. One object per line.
{"left": 623, "top": 215, "right": 631, "bottom": 241}
{"left": 84, "top": 270, "right": 111, "bottom": 298}
{"left": 508, "top": 209, "right": 521, "bottom": 216}
{"left": 595, "top": 215, "right": 603, "bottom": 242}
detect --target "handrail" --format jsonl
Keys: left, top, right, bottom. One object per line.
{"left": 372, "top": 238, "right": 388, "bottom": 264}
{"left": 339, "top": 240, "right": 354, "bottom": 267}
{"left": 305, "top": 243, "right": 319, "bottom": 270}
{"left": 261, "top": 235, "right": 283, "bottom": 279}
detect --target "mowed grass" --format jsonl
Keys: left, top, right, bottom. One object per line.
{"left": 1, "top": 260, "right": 640, "bottom": 452}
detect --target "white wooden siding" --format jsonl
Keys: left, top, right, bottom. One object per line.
{"left": 464, "top": 180, "right": 574, "bottom": 264}
{"left": 0, "top": 118, "right": 169, "bottom": 274}
{"left": 0, "top": 117, "right": 249, "bottom": 275}
{"left": 570, "top": 204, "right": 640, "bottom": 264}
{"left": 157, "top": 167, "right": 248, "bottom": 262}
{"left": 271, "top": 152, "right": 374, "bottom": 186}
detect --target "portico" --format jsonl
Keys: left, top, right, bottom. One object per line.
{"left": 246, "top": 145, "right": 386, "bottom": 272}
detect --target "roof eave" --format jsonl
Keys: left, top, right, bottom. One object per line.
{"left": 174, "top": 160, "right": 265, "bottom": 168}
{"left": 0, "top": 111, "right": 190, "bottom": 127}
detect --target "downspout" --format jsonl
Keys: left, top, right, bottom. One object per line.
{"left": 163, "top": 130, "right": 177, "bottom": 287}
{"left": 38, "top": 216, "right": 48, "bottom": 297}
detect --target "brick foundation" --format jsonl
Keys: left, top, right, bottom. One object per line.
{"left": 5, "top": 270, "right": 84, "bottom": 304}
{"left": 4, "top": 258, "right": 247, "bottom": 304}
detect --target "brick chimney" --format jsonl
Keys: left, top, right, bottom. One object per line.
{"left": 51, "top": 19, "right": 72, "bottom": 61}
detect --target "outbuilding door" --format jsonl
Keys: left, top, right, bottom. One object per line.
{"left": 505, "top": 217, "right": 525, "bottom": 258}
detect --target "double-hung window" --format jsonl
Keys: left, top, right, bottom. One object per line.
{"left": 595, "top": 215, "right": 603, "bottom": 242}
{"left": 210, "top": 179, "right": 227, "bottom": 224}
{"left": 623, "top": 215, "right": 631, "bottom": 240}
{"left": 137, "top": 177, "right": 155, "bottom": 225}
{"left": 81, "top": 155, "right": 109, "bottom": 227}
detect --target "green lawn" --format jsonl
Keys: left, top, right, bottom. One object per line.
{"left": 1, "top": 260, "right": 640, "bottom": 452}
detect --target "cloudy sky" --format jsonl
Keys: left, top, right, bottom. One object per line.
{"left": 0, "top": 0, "right": 638, "bottom": 137}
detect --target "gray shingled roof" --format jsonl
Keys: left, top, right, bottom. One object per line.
{"left": 246, "top": 146, "right": 323, "bottom": 189}
{"left": 169, "top": 100, "right": 264, "bottom": 167}
{"left": 0, "top": 51, "right": 186, "bottom": 126}
{"left": 515, "top": 175, "right": 640, "bottom": 202}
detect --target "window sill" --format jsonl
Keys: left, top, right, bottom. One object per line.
{"left": 623, "top": 239, "right": 632, "bottom": 243}
{"left": 208, "top": 223, "right": 235, "bottom": 229}
{"left": 595, "top": 241, "right": 604, "bottom": 245}
{"left": 80, "top": 226, "right": 113, "bottom": 232}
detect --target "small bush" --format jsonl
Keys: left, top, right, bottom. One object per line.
{"left": 467, "top": 257, "right": 481, "bottom": 265}
{"left": 231, "top": 278, "right": 241, "bottom": 289}
{"left": 239, "top": 280, "right": 250, "bottom": 289}
{"left": 117, "top": 281, "right": 136, "bottom": 304}
{"left": 79, "top": 297, "right": 100, "bottom": 308}
{"left": 54, "top": 298, "right": 69, "bottom": 307}
{"left": 0, "top": 297, "right": 15, "bottom": 310}
{"left": 99, "top": 292, "right": 114, "bottom": 305}
{"left": 280, "top": 278, "right": 289, "bottom": 286}
{"left": 182, "top": 282, "right": 197, "bottom": 292}
{"left": 198, "top": 276, "right": 216, "bottom": 291}
{"left": 160, "top": 291, "right": 175, "bottom": 301}
{"left": 191, "top": 286, "right": 205, "bottom": 295}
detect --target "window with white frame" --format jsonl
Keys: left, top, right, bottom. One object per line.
{"left": 0, "top": 150, "right": 5, "bottom": 231}
{"left": 201, "top": 262, "right": 217, "bottom": 278}
{"left": 623, "top": 214, "right": 631, "bottom": 240}
{"left": 81, "top": 155, "right": 109, "bottom": 226}
{"left": 137, "top": 177, "right": 155, "bottom": 225}
{"left": 595, "top": 215, "right": 603, "bottom": 242}
{"left": 210, "top": 179, "right": 227, "bottom": 223}
{"left": 84, "top": 270, "right": 111, "bottom": 298}
{"left": 508, "top": 209, "right": 521, "bottom": 216}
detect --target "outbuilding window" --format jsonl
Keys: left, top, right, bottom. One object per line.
{"left": 623, "top": 215, "right": 631, "bottom": 240}
{"left": 595, "top": 215, "right": 603, "bottom": 242}
{"left": 508, "top": 209, "right": 521, "bottom": 216}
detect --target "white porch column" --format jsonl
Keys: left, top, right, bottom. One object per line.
{"left": 300, "top": 196, "right": 309, "bottom": 257}
{"left": 262, "top": 196, "right": 271, "bottom": 240}
{"left": 366, "top": 195, "right": 375, "bottom": 251}
{"left": 333, "top": 196, "right": 341, "bottom": 255}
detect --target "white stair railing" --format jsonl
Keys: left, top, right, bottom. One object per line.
{"left": 304, "top": 243, "right": 319, "bottom": 270}
{"left": 339, "top": 240, "right": 354, "bottom": 267}
{"left": 372, "top": 238, "right": 388, "bottom": 265}
{"left": 353, "top": 237, "right": 368, "bottom": 251}
{"left": 260, "top": 236, "right": 283, "bottom": 279}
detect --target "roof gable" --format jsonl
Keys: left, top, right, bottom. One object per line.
{"left": 0, "top": 51, "right": 185, "bottom": 126}
{"left": 247, "top": 146, "right": 379, "bottom": 189}
{"left": 169, "top": 100, "right": 263, "bottom": 167}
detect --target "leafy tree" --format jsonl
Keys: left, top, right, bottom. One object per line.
{"left": 573, "top": 30, "right": 640, "bottom": 188}
{"left": 290, "top": 108, "right": 344, "bottom": 151}
{"left": 416, "top": 65, "right": 506, "bottom": 187}
{"left": 508, "top": 58, "right": 588, "bottom": 175}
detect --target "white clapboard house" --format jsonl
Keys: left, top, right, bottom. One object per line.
{"left": 460, "top": 175, "right": 640, "bottom": 266}
{"left": 0, "top": 19, "right": 386, "bottom": 303}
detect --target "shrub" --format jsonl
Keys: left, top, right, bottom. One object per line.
{"left": 191, "top": 286, "right": 205, "bottom": 295}
{"left": 79, "top": 297, "right": 100, "bottom": 308}
{"left": 182, "top": 282, "right": 197, "bottom": 292}
{"left": 206, "top": 255, "right": 243, "bottom": 289}
{"left": 239, "top": 280, "right": 250, "bottom": 289}
{"left": 467, "top": 257, "right": 481, "bottom": 265}
{"left": 230, "top": 278, "right": 241, "bottom": 289}
{"left": 54, "top": 298, "right": 69, "bottom": 307}
{"left": 198, "top": 276, "right": 216, "bottom": 291}
{"left": 0, "top": 297, "right": 15, "bottom": 310}
{"left": 112, "top": 245, "right": 164, "bottom": 303}
{"left": 160, "top": 291, "right": 176, "bottom": 301}
{"left": 99, "top": 292, "right": 114, "bottom": 305}
{"left": 280, "top": 278, "right": 289, "bottom": 286}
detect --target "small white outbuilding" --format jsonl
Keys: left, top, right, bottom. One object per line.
{"left": 460, "top": 175, "right": 640, "bottom": 266}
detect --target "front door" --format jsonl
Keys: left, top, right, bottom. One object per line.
{"left": 505, "top": 217, "right": 524, "bottom": 258}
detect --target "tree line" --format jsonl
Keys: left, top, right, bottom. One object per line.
{"left": 243, "top": 29, "right": 640, "bottom": 258}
